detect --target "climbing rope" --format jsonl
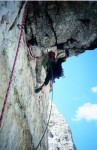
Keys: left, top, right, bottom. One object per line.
{"left": 35, "top": 67, "right": 53, "bottom": 150}
{"left": 22, "top": 30, "right": 53, "bottom": 149}
{"left": 23, "top": 31, "right": 39, "bottom": 60}
{"left": 0, "top": 2, "right": 28, "bottom": 128}
{"left": 0, "top": 2, "right": 54, "bottom": 148}
{"left": 17, "top": 23, "right": 39, "bottom": 60}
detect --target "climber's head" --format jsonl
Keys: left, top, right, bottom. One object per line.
{"left": 48, "top": 51, "right": 56, "bottom": 60}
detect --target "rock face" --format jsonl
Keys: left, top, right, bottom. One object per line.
{"left": 26, "top": 1, "right": 97, "bottom": 55}
{"left": 0, "top": 2, "right": 49, "bottom": 150}
{"left": 0, "top": 1, "right": 97, "bottom": 150}
{"left": 48, "top": 102, "right": 76, "bottom": 150}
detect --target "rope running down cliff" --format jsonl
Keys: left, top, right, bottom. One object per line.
{"left": 0, "top": 2, "right": 53, "bottom": 149}
{"left": 0, "top": 2, "right": 28, "bottom": 128}
{"left": 23, "top": 32, "right": 53, "bottom": 149}
{"left": 35, "top": 67, "right": 53, "bottom": 150}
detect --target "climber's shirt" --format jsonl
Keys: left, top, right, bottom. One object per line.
{"left": 42, "top": 51, "right": 57, "bottom": 69}
{"left": 42, "top": 50, "right": 67, "bottom": 69}
{"left": 42, "top": 56, "right": 50, "bottom": 68}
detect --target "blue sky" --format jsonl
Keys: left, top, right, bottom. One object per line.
{"left": 51, "top": 49, "right": 97, "bottom": 150}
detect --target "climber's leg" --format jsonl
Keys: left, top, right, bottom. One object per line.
{"left": 35, "top": 68, "right": 52, "bottom": 93}
{"left": 35, "top": 85, "right": 43, "bottom": 93}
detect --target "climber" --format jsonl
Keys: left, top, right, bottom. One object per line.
{"left": 35, "top": 56, "right": 66, "bottom": 93}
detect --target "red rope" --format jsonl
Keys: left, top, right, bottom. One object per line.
{"left": 0, "top": 2, "right": 28, "bottom": 128}
{"left": 23, "top": 32, "right": 37, "bottom": 60}
{"left": 17, "top": 24, "right": 36, "bottom": 60}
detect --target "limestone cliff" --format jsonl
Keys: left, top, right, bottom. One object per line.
{"left": 0, "top": 1, "right": 97, "bottom": 150}
{"left": 48, "top": 102, "right": 76, "bottom": 150}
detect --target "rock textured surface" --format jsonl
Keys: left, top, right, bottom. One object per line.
{"left": 48, "top": 102, "right": 76, "bottom": 150}
{"left": 0, "top": 2, "right": 49, "bottom": 150}
{"left": 26, "top": 1, "right": 97, "bottom": 55}
{"left": 0, "top": 1, "right": 97, "bottom": 150}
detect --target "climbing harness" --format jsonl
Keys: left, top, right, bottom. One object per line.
{"left": 35, "top": 67, "right": 53, "bottom": 150}
{"left": 0, "top": 2, "right": 28, "bottom": 128}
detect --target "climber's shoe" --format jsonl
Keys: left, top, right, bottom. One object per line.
{"left": 35, "top": 86, "right": 42, "bottom": 93}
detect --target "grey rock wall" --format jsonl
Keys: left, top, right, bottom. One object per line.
{"left": 0, "top": 1, "right": 97, "bottom": 150}
{"left": 0, "top": 2, "right": 49, "bottom": 150}
{"left": 26, "top": 1, "right": 97, "bottom": 55}
{"left": 48, "top": 102, "right": 76, "bottom": 150}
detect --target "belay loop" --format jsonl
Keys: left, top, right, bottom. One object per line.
{"left": 0, "top": 2, "right": 29, "bottom": 128}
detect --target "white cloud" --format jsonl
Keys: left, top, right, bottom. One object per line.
{"left": 72, "top": 103, "right": 97, "bottom": 121}
{"left": 91, "top": 86, "right": 97, "bottom": 93}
